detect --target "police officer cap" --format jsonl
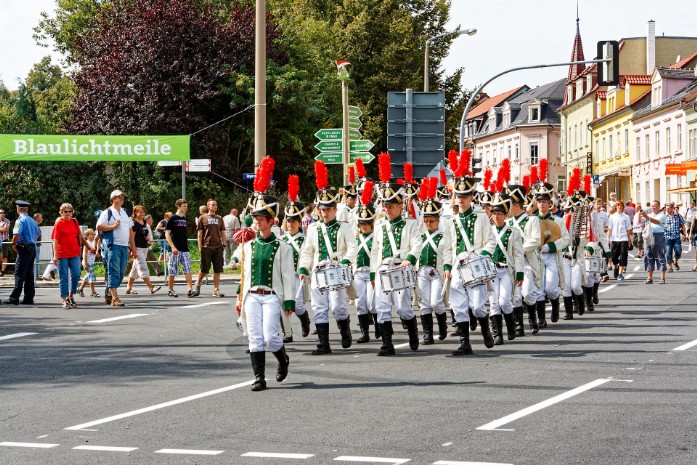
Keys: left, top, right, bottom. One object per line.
{"left": 15, "top": 200, "right": 30, "bottom": 208}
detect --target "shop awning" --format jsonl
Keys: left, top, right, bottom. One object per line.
{"left": 667, "top": 186, "right": 697, "bottom": 194}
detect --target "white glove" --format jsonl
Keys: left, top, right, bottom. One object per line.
{"left": 541, "top": 244, "right": 551, "bottom": 253}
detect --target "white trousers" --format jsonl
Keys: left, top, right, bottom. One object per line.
{"left": 246, "top": 293, "right": 283, "bottom": 353}
{"left": 417, "top": 266, "right": 445, "bottom": 315}
{"left": 310, "top": 273, "right": 349, "bottom": 324}
{"left": 539, "top": 252, "right": 560, "bottom": 301}
{"left": 519, "top": 262, "right": 540, "bottom": 306}
{"left": 294, "top": 276, "right": 306, "bottom": 316}
{"left": 353, "top": 269, "right": 374, "bottom": 316}
{"left": 374, "top": 264, "right": 414, "bottom": 323}
{"left": 450, "top": 269, "right": 487, "bottom": 321}
{"left": 128, "top": 247, "right": 150, "bottom": 279}
{"left": 586, "top": 271, "right": 600, "bottom": 286}
{"left": 562, "top": 258, "right": 583, "bottom": 297}
{"left": 489, "top": 267, "right": 513, "bottom": 316}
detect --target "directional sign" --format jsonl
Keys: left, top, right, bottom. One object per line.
{"left": 350, "top": 152, "right": 375, "bottom": 164}
{"left": 157, "top": 161, "right": 181, "bottom": 167}
{"left": 350, "top": 140, "right": 374, "bottom": 151}
{"left": 348, "top": 118, "right": 362, "bottom": 130}
{"left": 348, "top": 105, "right": 362, "bottom": 118}
{"left": 242, "top": 172, "right": 256, "bottom": 181}
{"left": 314, "top": 152, "right": 343, "bottom": 164}
{"left": 315, "top": 128, "right": 362, "bottom": 141}
{"left": 315, "top": 140, "right": 343, "bottom": 152}
{"left": 185, "top": 159, "right": 211, "bottom": 172}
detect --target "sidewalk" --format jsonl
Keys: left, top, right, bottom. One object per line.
{"left": 0, "top": 273, "right": 241, "bottom": 288}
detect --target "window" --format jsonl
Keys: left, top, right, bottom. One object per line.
{"left": 608, "top": 135, "right": 613, "bottom": 159}
{"left": 636, "top": 183, "right": 641, "bottom": 205}
{"left": 514, "top": 144, "right": 519, "bottom": 160}
{"left": 595, "top": 140, "right": 599, "bottom": 163}
{"left": 645, "top": 134, "right": 650, "bottom": 159}
{"left": 507, "top": 145, "right": 512, "bottom": 159}
{"left": 530, "top": 142, "right": 539, "bottom": 165}
{"left": 574, "top": 124, "right": 578, "bottom": 150}
{"left": 646, "top": 181, "right": 650, "bottom": 203}
{"left": 677, "top": 124, "right": 683, "bottom": 151}
{"left": 666, "top": 127, "right": 671, "bottom": 154}
{"left": 624, "top": 128, "right": 629, "bottom": 153}
{"left": 667, "top": 177, "right": 671, "bottom": 193}
{"left": 636, "top": 136, "right": 641, "bottom": 161}
{"left": 602, "top": 137, "right": 606, "bottom": 162}
{"left": 616, "top": 131, "right": 621, "bottom": 157}
{"left": 655, "top": 130, "right": 660, "bottom": 157}
{"left": 529, "top": 107, "right": 540, "bottom": 122}
{"left": 689, "top": 129, "right": 697, "bottom": 159}
{"left": 584, "top": 118, "right": 589, "bottom": 146}
{"left": 493, "top": 148, "right": 497, "bottom": 166}
{"left": 557, "top": 176, "right": 566, "bottom": 193}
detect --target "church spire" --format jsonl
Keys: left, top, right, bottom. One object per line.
{"left": 567, "top": 1, "right": 585, "bottom": 83}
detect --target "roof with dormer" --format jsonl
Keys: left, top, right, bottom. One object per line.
{"left": 466, "top": 86, "right": 528, "bottom": 119}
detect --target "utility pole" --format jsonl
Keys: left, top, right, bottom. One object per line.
{"left": 337, "top": 60, "right": 351, "bottom": 185}
{"left": 254, "top": 0, "right": 266, "bottom": 166}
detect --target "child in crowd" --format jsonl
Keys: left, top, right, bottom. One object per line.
{"left": 78, "top": 229, "right": 100, "bottom": 298}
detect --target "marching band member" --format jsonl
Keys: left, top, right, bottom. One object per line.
{"left": 506, "top": 182, "right": 542, "bottom": 335}
{"left": 534, "top": 180, "right": 570, "bottom": 327}
{"left": 338, "top": 166, "right": 358, "bottom": 230}
{"left": 489, "top": 192, "right": 524, "bottom": 344}
{"left": 560, "top": 193, "right": 588, "bottom": 320}
{"left": 370, "top": 153, "right": 422, "bottom": 356}
{"left": 443, "top": 149, "right": 497, "bottom": 355}
{"left": 583, "top": 206, "right": 602, "bottom": 313}
{"left": 353, "top": 181, "right": 379, "bottom": 343}
{"left": 416, "top": 177, "right": 449, "bottom": 345}
{"left": 282, "top": 175, "right": 312, "bottom": 339}
{"left": 298, "top": 161, "right": 358, "bottom": 355}
{"left": 236, "top": 157, "right": 296, "bottom": 392}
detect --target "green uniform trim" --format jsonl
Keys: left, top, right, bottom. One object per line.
{"left": 318, "top": 219, "right": 340, "bottom": 262}
{"left": 370, "top": 272, "right": 375, "bottom": 281}
{"left": 356, "top": 232, "right": 373, "bottom": 268}
{"left": 282, "top": 233, "right": 305, "bottom": 270}
{"left": 516, "top": 272, "right": 524, "bottom": 281}
{"left": 284, "top": 300, "right": 295, "bottom": 311}
{"left": 492, "top": 225, "right": 513, "bottom": 265}
{"left": 419, "top": 232, "right": 443, "bottom": 269}
{"left": 381, "top": 217, "right": 406, "bottom": 261}
{"left": 250, "top": 234, "right": 280, "bottom": 288}
{"left": 444, "top": 264, "right": 452, "bottom": 272}
{"left": 454, "top": 208, "right": 477, "bottom": 254}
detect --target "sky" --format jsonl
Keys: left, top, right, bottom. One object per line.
{"left": 0, "top": 0, "right": 695, "bottom": 92}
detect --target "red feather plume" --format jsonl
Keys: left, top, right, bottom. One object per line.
{"left": 428, "top": 177, "right": 438, "bottom": 200}
{"left": 455, "top": 149, "right": 472, "bottom": 177}
{"left": 361, "top": 181, "right": 374, "bottom": 206}
{"left": 287, "top": 174, "right": 300, "bottom": 202}
{"left": 523, "top": 175, "right": 531, "bottom": 189}
{"left": 396, "top": 178, "right": 404, "bottom": 185}
{"left": 254, "top": 156, "right": 275, "bottom": 193}
{"left": 530, "top": 166, "right": 538, "bottom": 185}
{"left": 491, "top": 178, "right": 500, "bottom": 194}
{"left": 378, "top": 152, "right": 391, "bottom": 183}
{"left": 539, "top": 158, "right": 549, "bottom": 182}
{"left": 567, "top": 167, "right": 582, "bottom": 196}
{"left": 349, "top": 166, "right": 355, "bottom": 185}
{"left": 447, "top": 149, "right": 458, "bottom": 173}
{"left": 314, "top": 161, "right": 329, "bottom": 190}
{"left": 418, "top": 178, "right": 429, "bottom": 202}
{"left": 403, "top": 163, "right": 414, "bottom": 184}
{"left": 583, "top": 175, "right": 592, "bottom": 195}
{"left": 482, "top": 168, "right": 493, "bottom": 191}
{"left": 355, "top": 158, "right": 367, "bottom": 178}
{"left": 497, "top": 159, "right": 511, "bottom": 191}
{"left": 439, "top": 168, "right": 447, "bottom": 186}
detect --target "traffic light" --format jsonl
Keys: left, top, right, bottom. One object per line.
{"left": 471, "top": 155, "right": 482, "bottom": 177}
{"left": 597, "top": 40, "right": 619, "bottom": 86}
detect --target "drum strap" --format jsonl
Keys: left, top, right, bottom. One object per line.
{"left": 319, "top": 223, "right": 338, "bottom": 260}
{"left": 358, "top": 233, "right": 373, "bottom": 256}
{"left": 494, "top": 226, "right": 514, "bottom": 266}
{"left": 454, "top": 216, "right": 474, "bottom": 252}
{"left": 286, "top": 233, "right": 303, "bottom": 255}
{"left": 423, "top": 231, "right": 442, "bottom": 261}
{"left": 385, "top": 222, "right": 400, "bottom": 258}
{"left": 510, "top": 214, "right": 529, "bottom": 241}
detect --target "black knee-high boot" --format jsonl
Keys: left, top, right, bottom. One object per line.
{"left": 297, "top": 311, "right": 311, "bottom": 337}
{"left": 493, "top": 314, "right": 505, "bottom": 345}
{"left": 337, "top": 317, "right": 352, "bottom": 348}
{"left": 372, "top": 313, "right": 382, "bottom": 339}
{"left": 404, "top": 317, "right": 419, "bottom": 350}
{"left": 592, "top": 282, "right": 600, "bottom": 304}
{"left": 585, "top": 286, "right": 595, "bottom": 312}
{"left": 563, "top": 296, "right": 574, "bottom": 320}
{"left": 527, "top": 302, "right": 539, "bottom": 334}
{"left": 452, "top": 322, "right": 473, "bottom": 356}
{"left": 536, "top": 301, "right": 547, "bottom": 328}
{"left": 311, "top": 323, "right": 332, "bottom": 355}
{"left": 377, "top": 321, "right": 395, "bottom": 356}
{"left": 250, "top": 351, "right": 266, "bottom": 391}
{"left": 435, "top": 312, "right": 448, "bottom": 340}
{"left": 490, "top": 314, "right": 499, "bottom": 338}
{"left": 356, "top": 314, "right": 371, "bottom": 343}
{"left": 272, "top": 346, "right": 289, "bottom": 382}
{"left": 550, "top": 298, "right": 560, "bottom": 323}
{"left": 514, "top": 306, "right": 525, "bottom": 336}
{"left": 576, "top": 291, "right": 585, "bottom": 315}
{"left": 421, "top": 314, "right": 434, "bottom": 345}
{"left": 469, "top": 308, "right": 478, "bottom": 331}
{"left": 478, "top": 317, "right": 495, "bottom": 348}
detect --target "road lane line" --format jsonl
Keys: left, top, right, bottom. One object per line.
{"left": 87, "top": 314, "right": 149, "bottom": 324}
{"left": 623, "top": 274, "right": 634, "bottom": 279}
{"left": 242, "top": 452, "right": 314, "bottom": 459}
{"left": 334, "top": 456, "right": 410, "bottom": 464}
{"left": 433, "top": 461, "right": 514, "bottom": 465}
{"left": 633, "top": 265, "right": 640, "bottom": 271}
{"left": 0, "top": 332, "right": 38, "bottom": 341}
{"left": 476, "top": 378, "right": 614, "bottom": 431}
{"left": 181, "top": 301, "right": 227, "bottom": 309}
{"left": 394, "top": 343, "right": 410, "bottom": 348}
{"left": 65, "top": 380, "right": 254, "bottom": 431}
{"left": 599, "top": 284, "right": 617, "bottom": 293}
{"left": 0, "top": 442, "right": 59, "bottom": 449}
{"left": 73, "top": 445, "right": 137, "bottom": 452}
{"left": 156, "top": 449, "right": 225, "bottom": 455}
{"left": 673, "top": 338, "right": 697, "bottom": 351}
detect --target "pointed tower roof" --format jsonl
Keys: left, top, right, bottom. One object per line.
{"left": 567, "top": 7, "right": 585, "bottom": 83}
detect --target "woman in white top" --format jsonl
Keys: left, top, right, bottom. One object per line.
{"left": 639, "top": 200, "right": 667, "bottom": 284}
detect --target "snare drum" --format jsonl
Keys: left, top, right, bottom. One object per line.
{"left": 380, "top": 264, "right": 416, "bottom": 292}
{"left": 457, "top": 255, "right": 496, "bottom": 287}
{"left": 313, "top": 261, "right": 353, "bottom": 291}
{"left": 585, "top": 256, "right": 606, "bottom": 273}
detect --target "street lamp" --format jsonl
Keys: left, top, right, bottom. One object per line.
{"left": 424, "top": 28, "right": 477, "bottom": 92}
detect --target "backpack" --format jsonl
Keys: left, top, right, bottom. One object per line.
{"left": 97, "top": 208, "right": 115, "bottom": 248}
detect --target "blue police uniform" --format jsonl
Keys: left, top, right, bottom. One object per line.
{"left": 6, "top": 202, "right": 41, "bottom": 305}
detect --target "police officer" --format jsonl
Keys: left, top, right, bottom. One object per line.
{"left": 2, "top": 201, "right": 41, "bottom": 305}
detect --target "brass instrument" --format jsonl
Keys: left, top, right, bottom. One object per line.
{"left": 571, "top": 204, "right": 591, "bottom": 243}
{"left": 539, "top": 219, "right": 561, "bottom": 250}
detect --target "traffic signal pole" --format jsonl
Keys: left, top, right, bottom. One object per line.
{"left": 342, "top": 79, "right": 350, "bottom": 186}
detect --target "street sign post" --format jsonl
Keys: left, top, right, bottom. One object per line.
{"left": 315, "top": 128, "right": 362, "bottom": 141}
{"left": 315, "top": 140, "right": 374, "bottom": 152}
{"left": 315, "top": 152, "right": 343, "bottom": 164}
{"left": 185, "top": 159, "right": 211, "bottom": 172}
{"left": 242, "top": 172, "right": 256, "bottom": 181}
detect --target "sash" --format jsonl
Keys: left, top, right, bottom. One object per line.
{"left": 319, "top": 223, "right": 338, "bottom": 260}
{"left": 454, "top": 215, "right": 474, "bottom": 253}
{"left": 384, "top": 222, "right": 400, "bottom": 258}
{"left": 493, "top": 225, "right": 514, "bottom": 266}
{"left": 509, "top": 214, "right": 529, "bottom": 241}
{"left": 286, "top": 233, "right": 303, "bottom": 255}
{"left": 358, "top": 232, "right": 373, "bottom": 256}
{"left": 422, "top": 231, "right": 443, "bottom": 261}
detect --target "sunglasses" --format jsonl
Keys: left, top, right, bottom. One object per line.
{"left": 62, "top": 210, "right": 73, "bottom": 213}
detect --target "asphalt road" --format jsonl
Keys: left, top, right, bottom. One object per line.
{"left": 1, "top": 252, "right": 696, "bottom": 465}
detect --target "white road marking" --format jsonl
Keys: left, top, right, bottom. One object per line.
{"left": 0, "top": 442, "right": 59, "bottom": 449}
{"left": 673, "top": 338, "right": 697, "bottom": 351}
{"left": 394, "top": 343, "right": 410, "bottom": 348}
{"left": 156, "top": 449, "right": 225, "bottom": 455}
{"left": 0, "top": 332, "right": 38, "bottom": 341}
{"left": 433, "top": 461, "right": 514, "bottom": 465}
{"left": 476, "top": 378, "right": 616, "bottom": 431}
{"left": 623, "top": 274, "right": 634, "bottom": 280}
{"left": 87, "top": 314, "right": 149, "bottom": 324}
{"left": 441, "top": 442, "right": 453, "bottom": 446}
{"left": 65, "top": 380, "right": 254, "bottom": 431}
{"left": 242, "top": 452, "right": 314, "bottom": 459}
{"left": 334, "top": 456, "right": 410, "bottom": 464}
{"left": 35, "top": 435, "right": 49, "bottom": 439}
{"left": 73, "top": 445, "right": 137, "bottom": 452}
{"left": 599, "top": 284, "right": 617, "bottom": 293}
{"left": 633, "top": 265, "right": 640, "bottom": 271}
{"left": 182, "top": 301, "right": 227, "bottom": 309}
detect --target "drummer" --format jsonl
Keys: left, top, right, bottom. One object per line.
{"left": 298, "top": 161, "right": 358, "bottom": 355}
{"left": 534, "top": 182, "right": 570, "bottom": 327}
{"left": 560, "top": 189, "right": 589, "bottom": 320}
{"left": 353, "top": 181, "right": 379, "bottom": 344}
{"left": 443, "top": 150, "right": 496, "bottom": 356}
{"left": 370, "top": 154, "right": 422, "bottom": 356}
{"left": 489, "top": 193, "right": 524, "bottom": 344}
{"left": 416, "top": 178, "right": 450, "bottom": 345}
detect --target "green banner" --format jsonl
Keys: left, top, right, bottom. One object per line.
{"left": 0, "top": 135, "right": 190, "bottom": 161}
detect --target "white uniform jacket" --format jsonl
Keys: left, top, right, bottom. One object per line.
{"left": 336, "top": 203, "right": 358, "bottom": 234}
{"left": 538, "top": 213, "right": 570, "bottom": 289}
{"left": 238, "top": 236, "right": 297, "bottom": 311}
{"left": 491, "top": 225, "right": 525, "bottom": 283}
{"left": 507, "top": 213, "right": 543, "bottom": 288}
{"left": 298, "top": 220, "right": 357, "bottom": 275}
{"left": 590, "top": 210, "right": 612, "bottom": 258}
{"left": 417, "top": 227, "right": 451, "bottom": 275}
{"left": 370, "top": 217, "right": 422, "bottom": 276}
{"left": 443, "top": 210, "right": 496, "bottom": 271}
